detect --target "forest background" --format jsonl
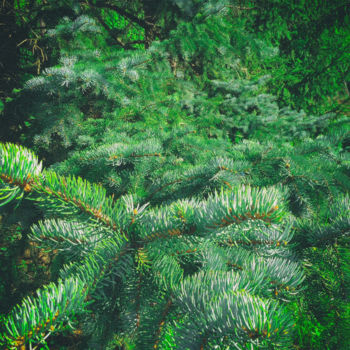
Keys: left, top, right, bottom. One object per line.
{"left": 0, "top": 0, "right": 349, "bottom": 349}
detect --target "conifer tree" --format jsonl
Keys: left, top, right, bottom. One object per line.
{"left": 0, "top": 2, "right": 349, "bottom": 349}
{"left": 0, "top": 142, "right": 305, "bottom": 349}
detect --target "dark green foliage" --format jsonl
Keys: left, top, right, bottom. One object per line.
{"left": 250, "top": 0, "right": 350, "bottom": 114}
{"left": 0, "top": 0, "right": 79, "bottom": 143}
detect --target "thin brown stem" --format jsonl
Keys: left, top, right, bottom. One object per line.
{"left": 153, "top": 298, "right": 173, "bottom": 349}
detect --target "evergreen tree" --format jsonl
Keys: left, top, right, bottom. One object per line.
{"left": 0, "top": 142, "right": 305, "bottom": 349}
{"left": 0, "top": 2, "right": 349, "bottom": 349}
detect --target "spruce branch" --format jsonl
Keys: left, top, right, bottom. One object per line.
{"left": 2, "top": 278, "right": 88, "bottom": 349}
{"left": 0, "top": 143, "right": 42, "bottom": 206}
{"left": 0, "top": 142, "right": 130, "bottom": 238}
{"left": 30, "top": 219, "right": 105, "bottom": 254}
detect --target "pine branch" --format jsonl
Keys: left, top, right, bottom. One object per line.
{"left": 0, "top": 143, "right": 133, "bottom": 237}
{"left": 30, "top": 219, "right": 105, "bottom": 254}
{"left": 3, "top": 278, "right": 88, "bottom": 348}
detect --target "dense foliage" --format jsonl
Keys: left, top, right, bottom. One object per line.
{"left": 0, "top": 1, "right": 349, "bottom": 349}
